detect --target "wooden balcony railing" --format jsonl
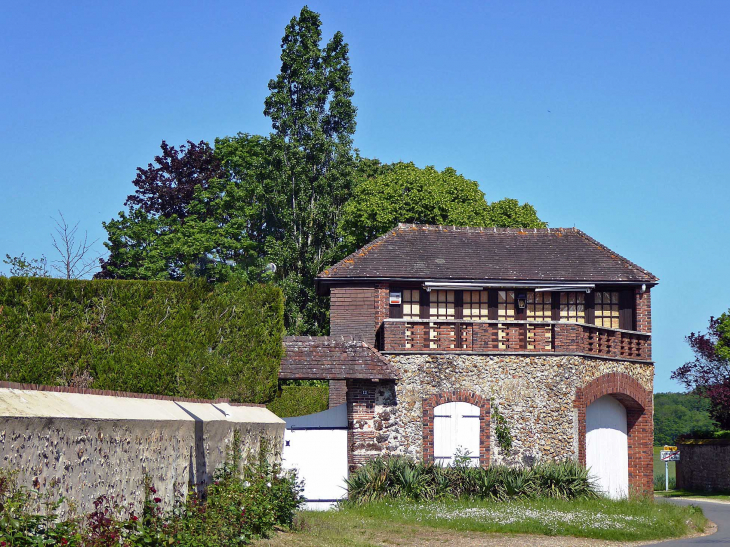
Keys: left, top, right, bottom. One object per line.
{"left": 382, "top": 319, "right": 651, "bottom": 361}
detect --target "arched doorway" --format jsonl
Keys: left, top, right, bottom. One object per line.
{"left": 574, "top": 372, "right": 654, "bottom": 495}
{"left": 433, "top": 401, "right": 480, "bottom": 466}
{"left": 586, "top": 395, "right": 629, "bottom": 499}
{"left": 422, "top": 390, "right": 491, "bottom": 466}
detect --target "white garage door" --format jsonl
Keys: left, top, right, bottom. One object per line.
{"left": 434, "top": 401, "right": 480, "bottom": 466}
{"left": 282, "top": 404, "right": 348, "bottom": 510}
{"left": 586, "top": 395, "right": 629, "bottom": 499}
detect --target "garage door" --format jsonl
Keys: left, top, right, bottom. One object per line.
{"left": 434, "top": 401, "right": 480, "bottom": 466}
{"left": 281, "top": 403, "right": 348, "bottom": 510}
{"left": 586, "top": 395, "right": 629, "bottom": 499}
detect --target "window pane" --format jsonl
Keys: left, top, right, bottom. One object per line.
{"left": 430, "top": 290, "right": 456, "bottom": 319}
{"left": 402, "top": 289, "right": 420, "bottom": 319}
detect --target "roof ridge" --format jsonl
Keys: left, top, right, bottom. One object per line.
{"left": 573, "top": 229, "right": 658, "bottom": 282}
{"left": 394, "top": 223, "right": 570, "bottom": 234}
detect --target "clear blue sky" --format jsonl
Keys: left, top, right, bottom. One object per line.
{"left": 1, "top": 1, "right": 728, "bottom": 392}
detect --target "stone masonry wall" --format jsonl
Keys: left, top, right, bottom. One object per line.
{"left": 0, "top": 388, "right": 284, "bottom": 517}
{"left": 676, "top": 440, "right": 730, "bottom": 492}
{"left": 368, "top": 354, "right": 653, "bottom": 468}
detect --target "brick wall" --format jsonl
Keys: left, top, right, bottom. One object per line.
{"left": 328, "top": 380, "right": 347, "bottom": 408}
{"left": 676, "top": 440, "right": 730, "bottom": 492}
{"left": 574, "top": 372, "right": 654, "bottom": 495}
{"left": 330, "top": 285, "right": 376, "bottom": 345}
{"left": 635, "top": 288, "right": 651, "bottom": 334}
{"left": 346, "top": 379, "right": 378, "bottom": 470}
{"left": 330, "top": 284, "right": 390, "bottom": 348}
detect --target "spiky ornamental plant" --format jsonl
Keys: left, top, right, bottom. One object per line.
{"left": 263, "top": 5, "right": 357, "bottom": 335}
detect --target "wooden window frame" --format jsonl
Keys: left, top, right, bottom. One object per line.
{"left": 526, "top": 290, "right": 552, "bottom": 321}
{"left": 463, "top": 290, "right": 489, "bottom": 320}
{"left": 594, "top": 290, "right": 621, "bottom": 329}
{"left": 429, "top": 290, "right": 456, "bottom": 320}
{"left": 559, "top": 292, "right": 586, "bottom": 323}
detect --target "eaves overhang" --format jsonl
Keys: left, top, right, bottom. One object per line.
{"left": 315, "top": 276, "right": 658, "bottom": 295}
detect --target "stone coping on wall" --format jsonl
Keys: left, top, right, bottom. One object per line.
{"left": 380, "top": 351, "right": 654, "bottom": 364}
{"left": 0, "top": 386, "right": 283, "bottom": 423}
{"left": 678, "top": 438, "right": 730, "bottom": 446}
{"left": 0, "top": 381, "right": 265, "bottom": 407}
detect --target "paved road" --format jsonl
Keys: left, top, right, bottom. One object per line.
{"left": 655, "top": 498, "right": 730, "bottom": 545}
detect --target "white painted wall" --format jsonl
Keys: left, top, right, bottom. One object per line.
{"left": 433, "top": 401, "right": 480, "bottom": 466}
{"left": 586, "top": 395, "right": 629, "bottom": 499}
{"left": 282, "top": 404, "right": 348, "bottom": 510}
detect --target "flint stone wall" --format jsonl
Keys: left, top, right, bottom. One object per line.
{"left": 0, "top": 387, "right": 285, "bottom": 516}
{"left": 368, "top": 354, "right": 653, "bottom": 466}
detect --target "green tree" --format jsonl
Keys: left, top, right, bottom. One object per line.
{"left": 339, "top": 162, "right": 546, "bottom": 252}
{"left": 3, "top": 254, "right": 49, "bottom": 277}
{"left": 653, "top": 392, "right": 718, "bottom": 446}
{"left": 262, "top": 5, "right": 358, "bottom": 334}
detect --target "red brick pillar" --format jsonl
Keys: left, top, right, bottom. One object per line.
{"left": 635, "top": 288, "right": 651, "bottom": 359}
{"left": 346, "top": 379, "right": 378, "bottom": 470}
{"left": 329, "top": 380, "right": 347, "bottom": 408}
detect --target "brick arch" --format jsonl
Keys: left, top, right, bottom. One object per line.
{"left": 574, "top": 372, "right": 653, "bottom": 494}
{"left": 422, "top": 390, "right": 490, "bottom": 466}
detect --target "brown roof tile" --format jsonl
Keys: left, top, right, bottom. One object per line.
{"left": 318, "top": 224, "right": 657, "bottom": 284}
{"left": 280, "top": 336, "right": 399, "bottom": 380}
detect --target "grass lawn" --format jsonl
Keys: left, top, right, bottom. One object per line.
{"left": 655, "top": 489, "right": 730, "bottom": 502}
{"left": 256, "top": 497, "right": 707, "bottom": 546}
{"left": 653, "top": 446, "right": 676, "bottom": 489}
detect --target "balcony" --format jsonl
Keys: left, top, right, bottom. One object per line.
{"left": 382, "top": 319, "right": 651, "bottom": 362}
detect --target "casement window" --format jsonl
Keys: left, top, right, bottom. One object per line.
{"left": 560, "top": 292, "right": 585, "bottom": 323}
{"left": 429, "top": 290, "right": 455, "bottom": 319}
{"left": 526, "top": 291, "right": 551, "bottom": 321}
{"left": 594, "top": 291, "right": 620, "bottom": 328}
{"left": 402, "top": 289, "right": 421, "bottom": 319}
{"left": 497, "top": 290, "right": 515, "bottom": 321}
{"left": 463, "top": 290, "right": 489, "bottom": 320}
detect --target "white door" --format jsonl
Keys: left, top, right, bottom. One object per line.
{"left": 434, "top": 401, "right": 480, "bottom": 466}
{"left": 586, "top": 395, "right": 629, "bottom": 499}
{"left": 282, "top": 404, "right": 348, "bottom": 510}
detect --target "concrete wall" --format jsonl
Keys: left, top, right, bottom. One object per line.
{"left": 676, "top": 440, "right": 730, "bottom": 492}
{"left": 0, "top": 387, "right": 285, "bottom": 516}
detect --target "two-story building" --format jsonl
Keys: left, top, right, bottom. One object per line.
{"left": 280, "top": 224, "right": 657, "bottom": 498}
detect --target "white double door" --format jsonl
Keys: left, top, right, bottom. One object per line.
{"left": 433, "top": 401, "right": 481, "bottom": 466}
{"left": 586, "top": 395, "right": 629, "bottom": 499}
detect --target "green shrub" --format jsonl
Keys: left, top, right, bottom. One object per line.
{"left": 345, "top": 456, "right": 597, "bottom": 504}
{"left": 267, "top": 385, "right": 329, "bottom": 417}
{"left": 654, "top": 473, "right": 677, "bottom": 491}
{"left": 0, "top": 277, "right": 283, "bottom": 403}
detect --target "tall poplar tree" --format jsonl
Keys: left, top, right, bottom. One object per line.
{"left": 263, "top": 5, "right": 357, "bottom": 334}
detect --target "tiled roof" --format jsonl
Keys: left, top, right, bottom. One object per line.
{"left": 319, "top": 224, "right": 657, "bottom": 284}
{"left": 280, "top": 336, "right": 400, "bottom": 380}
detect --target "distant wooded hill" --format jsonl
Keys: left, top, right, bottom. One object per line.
{"left": 654, "top": 392, "right": 718, "bottom": 446}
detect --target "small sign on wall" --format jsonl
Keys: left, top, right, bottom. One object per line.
{"left": 389, "top": 291, "right": 402, "bottom": 305}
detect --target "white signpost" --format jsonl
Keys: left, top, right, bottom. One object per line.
{"left": 660, "top": 445, "right": 680, "bottom": 491}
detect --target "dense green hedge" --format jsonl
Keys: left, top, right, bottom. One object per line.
{"left": 267, "top": 385, "right": 329, "bottom": 418}
{"left": 0, "top": 277, "right": 284, "bottom": 403}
